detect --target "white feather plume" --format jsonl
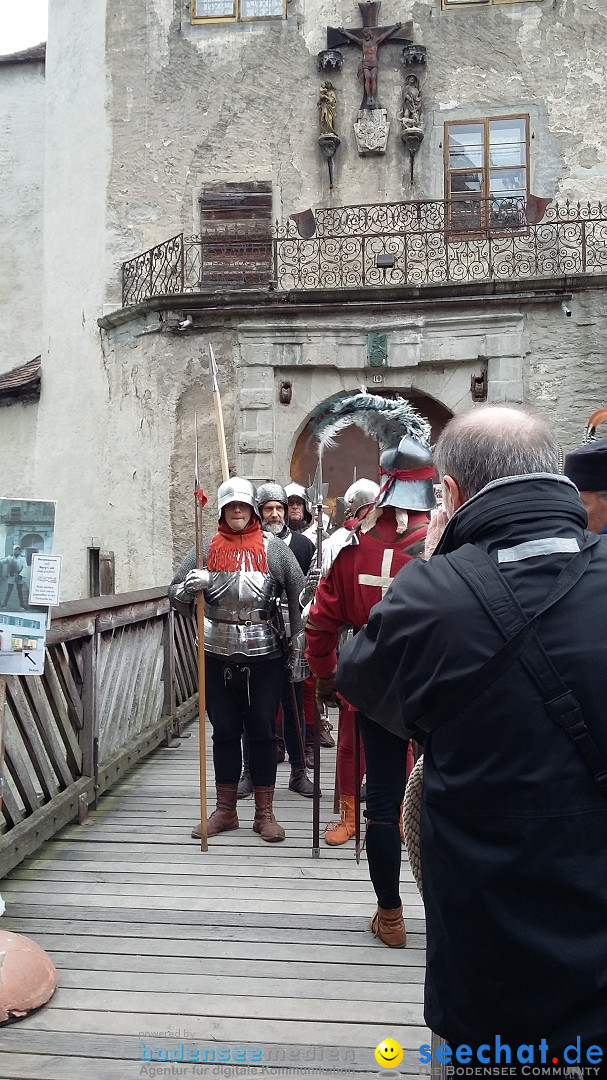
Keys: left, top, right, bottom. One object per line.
{"left": 308, "top": 393, "right": 431, "bottom": 452}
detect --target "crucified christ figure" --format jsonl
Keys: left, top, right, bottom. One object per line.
{"left": 338, "top": 22, "right": 400, "bottom": 109}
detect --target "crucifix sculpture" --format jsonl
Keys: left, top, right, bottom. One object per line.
{"left": 327, "top": 1, "right": 412, "bottom": 112}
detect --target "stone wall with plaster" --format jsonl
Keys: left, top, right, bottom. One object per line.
{"left": 0, "top": 58, "right": 45, "bottom": 374}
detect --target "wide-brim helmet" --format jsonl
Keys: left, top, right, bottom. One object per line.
{"left": 344, "top": 479, "right": 380, "bottom": 517}
{"left": 376, "top": 436, "right": 436, "bottom": 512}
{"left": 256, "top": 482, "right": 288, "bottom": 510}
{"left": 217, "top": 477, "right": 259, "bottom": 519}
{"left": 285, "top": 482, "right": 312, "bottom": 524}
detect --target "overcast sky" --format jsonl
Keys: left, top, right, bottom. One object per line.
{"left": 0, "top": 0, "right": 47, "bottom": 54}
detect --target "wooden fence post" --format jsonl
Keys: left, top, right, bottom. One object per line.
{"left": 162, "top": 610, "right": 179, "bottom": 743}
{"left": 80, "top": 629, "right": 99, "bottom": 810}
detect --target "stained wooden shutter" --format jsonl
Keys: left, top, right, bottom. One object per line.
{"left": 198, "top": 181, "right": 273, "bottom": 287}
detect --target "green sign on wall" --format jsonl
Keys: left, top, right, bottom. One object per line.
{"left": 367, "top": 333, "right": 388, "bottom": 368}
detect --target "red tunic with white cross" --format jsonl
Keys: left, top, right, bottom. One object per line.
{"left": 305, "top": 506, "right": 429, "bottom": 680}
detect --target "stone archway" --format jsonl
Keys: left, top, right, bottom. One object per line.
{"left": 290, "top": 389, "right": 453, "bottom": 518}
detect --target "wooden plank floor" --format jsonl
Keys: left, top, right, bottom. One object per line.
{"left": 0, "top": 713, "right": 430, "bottom": 1080}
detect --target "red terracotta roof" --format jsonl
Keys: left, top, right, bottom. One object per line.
{"left": 0, "top": 357, "right": 41, "bottom": 403}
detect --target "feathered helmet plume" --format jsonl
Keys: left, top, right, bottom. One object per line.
{"left": 307, "top": 391, "right": 436, "bottom": 514}
{"left": 307, "top": 392, "right": 431, "bottom": 453}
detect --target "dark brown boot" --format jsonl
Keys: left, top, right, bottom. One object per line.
{"left": 320, "top": 718, "right": 335, "bottom": 748}
{"left": 252, "top": 786, "right": 285, "bottom": 843}
{"left": 370, "top": 904, "right": 407, "bottom": 948}
{"left": 288, "top": 765, "right": 314, "bottom": 798}
{"left": 191, "top": 783, "right": 238, "bottom": 838}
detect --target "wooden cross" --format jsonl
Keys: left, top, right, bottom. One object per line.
{"left": 327, "top": 1, "right": 413, "bottom": 111}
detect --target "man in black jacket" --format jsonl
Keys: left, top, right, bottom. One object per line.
{"left": 338, "top": 406, "right": 607, "bottom": 1065}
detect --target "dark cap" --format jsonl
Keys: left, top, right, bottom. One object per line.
{"left": 564, "top": 437, "right": 607, "bottom": 491}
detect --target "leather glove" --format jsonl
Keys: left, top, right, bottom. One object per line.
{"left": 183, "top": 568, "right": 210, "bottom": 597}
{"left": 316, "top": 672, "right": 338, "bottom": 708}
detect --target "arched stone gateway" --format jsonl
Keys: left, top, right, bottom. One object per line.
{"left": 289, "top": 389, "right": 452, "bottom": 519}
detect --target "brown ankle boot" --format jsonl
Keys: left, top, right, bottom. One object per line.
{"left": 370, "top": 904, "right": 407, "bottom": 948}
{"left": 324, "top": 796, "right": 356, "bottom": 846}
{"left": 319, "top": 718, "right": 335, "bottom": 748}
{"left": 252, "top": 786, "right": 285, "bottom": 843}
{"left": 288, "top": 765, "right": 314, "bottom": 798}
{"left": 191, "top": 783, "right": 239, "bottom": 838}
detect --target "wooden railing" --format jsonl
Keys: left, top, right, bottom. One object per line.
{"left": 0, "top": 588, "right": 198, "bottom": 878}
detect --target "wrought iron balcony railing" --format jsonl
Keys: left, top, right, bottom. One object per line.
{"left": 121, "top": 199, "right": 607, "bottom": 307}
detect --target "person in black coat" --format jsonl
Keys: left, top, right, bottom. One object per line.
{"left": 338, "top": 406, "right": 607, "bottom": 1063}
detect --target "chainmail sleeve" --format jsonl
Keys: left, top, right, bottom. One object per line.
{"left": 168, "top": 546, "right": 196, "bottom": 618}
{"left": 267, "top": 538, "right": 305, "bottom": 636}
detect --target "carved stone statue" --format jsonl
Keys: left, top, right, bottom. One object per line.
{"left": 399, "top": 72, "right": 424, "bottom": 184}
{"left": 318, "top": 81, "right": 338, "bottom": 136}
{"left": 317, "top": 81, "right": 340, "bottom": 190}
{"left": 400, "top": 74, "right": 422, "bottom": 131}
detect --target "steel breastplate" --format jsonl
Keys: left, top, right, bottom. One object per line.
{"left": 204, "top": 568, "right": 283, "bottom": 660}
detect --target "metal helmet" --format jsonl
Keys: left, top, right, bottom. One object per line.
{"left": 256, "top": 482, "right": 288, "bottom": 510}
{"left": 285, "top": 482, "right": 312, "bottom": 523}
{"left": 344, "top": 479, "right": 380, "bottom": 518}
{"left": 376, "top": 436, "right": 436, "bottom": 512}
{"left": 217, "top": 477, "right": 259, "bottom": 519}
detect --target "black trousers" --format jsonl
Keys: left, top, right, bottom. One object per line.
{"left": 205, "top": 654, "right": 284, "bottom": 787}
{"left": 358, "top": 713, "right": 407, "bottom": 910}
{"left": 242, "top": 673, "right": 304, "bottom": 769}
{"left": 280, "top": 677, "right": 305, "bottom": 767}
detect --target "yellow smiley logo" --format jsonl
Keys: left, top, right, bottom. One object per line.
{"left": 374, "top": 1038, "right": 404, "bottom": 1068}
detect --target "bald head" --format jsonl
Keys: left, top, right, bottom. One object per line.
{"left": 435, "top": 406, "right": 559, "bottom": 508}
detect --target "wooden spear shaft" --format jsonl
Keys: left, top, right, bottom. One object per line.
{"left": 194, "top": 416, "right": 208, "bottom": 852}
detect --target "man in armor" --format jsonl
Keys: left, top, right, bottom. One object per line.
{"left": 169, "top": 478, "right": 304, "bottom": 843}
{"left": 303, "top": 393, "right": 435, "bottom": 946}
{"left": 285, "top": 482, "right": 336, "bottom": 757}
{"left": 285, "top": 483, "right": 312, "bottom": 535}
{"left": 236, "top": 482, "right": 314, "bottom": 799}
{"left": 313, "top": 479, "right": 379, "bottom": 846}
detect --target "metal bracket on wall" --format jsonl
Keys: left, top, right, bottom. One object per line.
{"left": 471, "top": 369, "right": 488, "bottom": 402}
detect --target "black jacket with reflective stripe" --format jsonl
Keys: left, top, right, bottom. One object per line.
{"left": 338, "top": 475, "right": 607, "bottom": 1049}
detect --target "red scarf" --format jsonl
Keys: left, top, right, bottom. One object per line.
{"left": 207, "top": 518, "right": 268, "bottom": 573}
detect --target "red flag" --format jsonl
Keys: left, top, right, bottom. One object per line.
{"left": 194, "top": 488, "right": 208, "bottom": 508}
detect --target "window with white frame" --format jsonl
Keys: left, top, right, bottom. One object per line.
{"left": 192, "top": 0, "right": 285, "bottom": 22}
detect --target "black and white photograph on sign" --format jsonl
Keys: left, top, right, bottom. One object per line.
{"left": 0, "top": 498, "right": 56, "bottom": 614}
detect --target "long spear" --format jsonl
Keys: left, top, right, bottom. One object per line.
{"left": 194, "top": 413, "right": 209, "bottom": 852}
{"left": 209, "top": 343, "right": 229, "bottom": 483}
{"left": 306, "top": 456, "right": 329, "bottom": 859}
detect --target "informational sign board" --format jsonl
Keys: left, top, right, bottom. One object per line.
{"left": 29, "top": 554, "right": 62, "bottom": 608}
{"left": 0, "top": 498, "right": 56, "bottom": 677}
